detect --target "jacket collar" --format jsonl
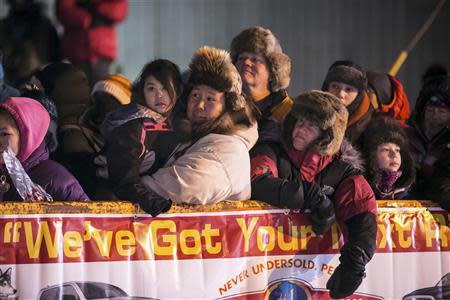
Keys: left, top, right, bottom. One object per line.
{"left": 287, "top": 148, "right": 334, "bottom": 182}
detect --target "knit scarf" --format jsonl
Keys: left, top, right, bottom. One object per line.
{"left": 347, "top": 92, "right": 372, "bottom": 126}
{"left": 377, "top": 170, "right": 402, "bottom": 194}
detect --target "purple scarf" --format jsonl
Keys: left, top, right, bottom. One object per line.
{"left": 378, "top": 170, "right": 402, "bottom": 193}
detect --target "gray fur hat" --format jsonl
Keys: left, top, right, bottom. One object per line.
{"left": 283, "top": 90, "right": 348, "bottom": 155}
{"left": 230, "top": 26, "right": 291, "bottom": 92}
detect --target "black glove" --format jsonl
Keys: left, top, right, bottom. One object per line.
{"left": 326, "top": 263, "right": 365, "bottom": 299}
{"left": 136, "top": 194, "right": 172, "bottom": 217}
{"left": 327, "top": 212, "right": 377, "bottom": 299}
{"left": 115, "top": 183, "right": 172, "bottom": 217}
{"left": 304, "top": 182, "right": 335, "bottom": 235}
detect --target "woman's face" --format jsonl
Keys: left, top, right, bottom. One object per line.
{"left": 376, "top": 143, "right": 401, "bottom": 172}
{"left": 0, "top": 112, "right": 20, "bottom": 164}
{"left": 291, "top": 119, "right": 321, "bottom": 151}
{"left": 187, "top": 85, "right": 225, "bottom": 124}
{"left": 327, "top": 81, "right": 359, "bottom": 107}
{"left": 143, "top": 75, "right": 175, "bottom": 116}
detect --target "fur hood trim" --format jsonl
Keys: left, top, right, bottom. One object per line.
{"left": 338, "top": 139, "right": 365, "bottom": 172}
{"left": 176, "top": 47, "right": 255, "bottom": 141}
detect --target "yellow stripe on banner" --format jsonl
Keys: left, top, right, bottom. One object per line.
{"left": 0, "top": 200, "right": 441, "bottom": 215}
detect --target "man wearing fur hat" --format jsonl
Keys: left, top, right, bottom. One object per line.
{"left": 407, "top": 75, "right": 450, "bottom": 210}
{"left": 251, "top": 91, "right": 377, "bottom": 298}
{"left": 135, "top": 46, "right": 257, "bottom": 211}
{"left": 230, "top": 26, "right": 293, "bottom": 143}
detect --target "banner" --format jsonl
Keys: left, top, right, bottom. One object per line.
{"left": 0, "top": 200, "right": 449, "bottom": 300}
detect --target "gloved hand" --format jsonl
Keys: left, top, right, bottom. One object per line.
{"left": 326, "top": 264, "right": 365, "bottom": 299}
{"left": 303, "top": 182, "right": 335, "bottom": 235}
{"left": 116, "top": 183, "right": 172, "bottom": 217}
{"left": 136, "top": 194, "right": 172, "bottom": 217}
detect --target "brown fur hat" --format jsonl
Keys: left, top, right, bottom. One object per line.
{"left": 283, "top": 90, "right": 348, "bottom": 155}
{"left": 360, "top": 115, "right": 415, "bottom": 191}
{"left": 175, "top": 46, "right": 255, "bottom": 140}
{"left": 230, "top": 26, "right": 291, "bottom": 92}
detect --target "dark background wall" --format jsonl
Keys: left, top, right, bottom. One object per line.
{"left": 1, "top": 0, "right": 449, "bottom": 106}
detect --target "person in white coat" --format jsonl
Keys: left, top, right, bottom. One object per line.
{"left": 137, "top": 46, "right": 258, "bottom": 213}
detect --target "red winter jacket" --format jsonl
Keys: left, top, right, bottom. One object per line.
{"left": 250, "top": 141, "right": 376, "bottom": 221}
{"left": 57, "top": 0, "right": 128, "bottom": 63}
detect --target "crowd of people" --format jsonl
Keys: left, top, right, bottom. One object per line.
{"left": 1, "top": 1, "right": 450, "bottom": 297}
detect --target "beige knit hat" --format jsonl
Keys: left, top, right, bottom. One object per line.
{"left": 91, "top": 74, "right": 132, "bottom": 105}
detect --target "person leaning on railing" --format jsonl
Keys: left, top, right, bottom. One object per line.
{"left": 250, "top": 91, "right": 377, "bottom": 299}
{"left": 135, "top": 46, "right": 258, "bottom": 212}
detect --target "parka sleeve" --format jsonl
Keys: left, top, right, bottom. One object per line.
{"left": 106, "top": 119, "right": 150, "bottom": 202}
{"left": 39, "top": 161, "right": 90, "bottom": 201}
{"left": 250, "top": 144, "right": 306, "bottom": 209}
{"left": 333, "top": 175, "right": 377, "bottom": 221}
{"left": 140, "top": 144, "right": 232, "bottom": 205}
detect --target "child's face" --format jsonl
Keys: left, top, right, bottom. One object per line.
{"left": 143, "top": 76, "right": 174, "bottom": 116}
{"left": 327, "top": 81, "right": 359, "bottom": 107}
{"left": 291, "top": 119, "right": 321, "bottom": 151}
{"left": 0, "top": 112, "right": 20, "bottom": 164}
{"left": 376, "top": 143, "right": 401, "bottom": 173}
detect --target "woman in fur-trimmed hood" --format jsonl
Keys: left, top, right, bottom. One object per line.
{"left": 361, "top": 116, "right": 415, "bottom": 200}
{"left": 250, "top": 90, "right": 377, "bottom": 299}
{"left": 173, "top": 46, "right": 256, "bottom": 141}
{"left": 136, "top": 46, "right": 258, "bottom": 210}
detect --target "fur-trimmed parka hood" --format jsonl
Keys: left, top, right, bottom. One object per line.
{"left": 230, "top": 26, "right": 291, "bottom": 92}
{"left": 283, "top": 90, "right": 348, "bottom": 156}
{"left": 175, "top": 46, "right": 256, "bottom": 141}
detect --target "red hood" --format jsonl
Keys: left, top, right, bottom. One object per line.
{"left": 0, "top": 97, "right": 50, "bottom": 162}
